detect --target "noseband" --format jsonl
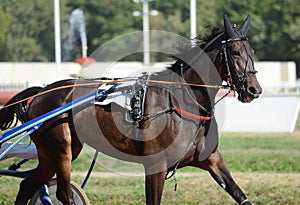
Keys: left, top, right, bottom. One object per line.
{"left": 220, "top": 36, "right": 257, "bottom": 91}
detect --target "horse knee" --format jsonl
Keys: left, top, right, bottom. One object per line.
{"left": 206, "top": 149, "right": 228, "bottom": 172}
{"left": 197, "top": 150, "right": 230, "bottom": 188}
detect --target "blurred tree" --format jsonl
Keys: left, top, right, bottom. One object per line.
{"left": 66, "top": 0, "right": 142, "bottom": 60}
{"left": 0, "top": 6, "right": 11, "bottom": 61}
{"left": 214, "top": 0, "right": 300, "bottom": 76}
{"left": 0, "top": 0, "right": 299, "bottom": 77}
{"left": 0, "top": 0, "right": 56, "bottom": 61}
{"left": 259, "top": 0, "right": 300, "bottom": 76}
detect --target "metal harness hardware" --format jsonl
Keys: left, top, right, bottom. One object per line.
{"left": 95, "top": 83, "right": 118, "bottom": 101}
{"left": 126, "top": 83, "right": 144, "bottom": 123}
{"left": 124, "top": 73, "right": 149, "bottom": 124}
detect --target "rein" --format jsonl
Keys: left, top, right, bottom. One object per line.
{"left": 2, "top": 78, "right": 230, "bottom": 110}
{"left": 1, "top": 79, "right": 135, "bottom": 109}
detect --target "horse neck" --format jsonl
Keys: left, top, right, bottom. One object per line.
{"left": 183, "top": 33, "right": 225, "bottom": 98}
{"left": 205, "top": 33, "right": 228, "bottom": 83}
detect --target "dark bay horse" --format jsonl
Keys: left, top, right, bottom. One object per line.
{"left": 0, "top": 15, "right": 262, "bottom": 205}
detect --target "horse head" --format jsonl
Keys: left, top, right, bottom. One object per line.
{"left": 223, "top": 15, "right": 262, "bottom": 103}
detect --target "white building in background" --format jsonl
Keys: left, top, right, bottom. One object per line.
{"left": 255, "top": 61, "right": 297, "bottom": 94}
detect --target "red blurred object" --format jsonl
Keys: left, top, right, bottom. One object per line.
{"left": 74, "top": 57, "right": 96, "bottom": 65}
{"left": 0, "top": 91, "right": 19, "bottom": 105}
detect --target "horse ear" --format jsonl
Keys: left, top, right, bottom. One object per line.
{"left": 224, "top": 15, "right": 236, "bottom": 39}
{"left": 239, "top": 15, "right": 251, "bottom": 36}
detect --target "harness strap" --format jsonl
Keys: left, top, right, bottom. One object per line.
{"left": 143, "top": 108, "right": 173, "bottom": 120}
{"left": 165, "top": 119, "right": 205, "bottom": 191}
{"left": 173, "top": 107, "right": 212, "bottom": 121}
{"left": 221, "top": 42, "right": 235, "bottom": 91}
{"left": 143, "top": 107, "right": 212, "bottom": 122}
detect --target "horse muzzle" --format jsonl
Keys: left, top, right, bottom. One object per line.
{"left": 237, "top": 84, "right": 262, "bottom": 103}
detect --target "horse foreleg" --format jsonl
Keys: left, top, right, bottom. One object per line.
{"left": 55, "top": 154, "right": 74, "bottom": 205}
{"left": 192, "top": 148, "right": 252, "bottom": 205}
{"left": 15, "top": 157, "right": 56, "bottom": 205}
{"left": 52, "top": 123, "right": 76, "bottom": 205}
{"left": 144, "top": 169, "right": 168, "bottom": 205}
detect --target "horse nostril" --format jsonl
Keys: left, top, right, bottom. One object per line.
{"left": 247, "top": 86, "right": 260, "bottom": 96}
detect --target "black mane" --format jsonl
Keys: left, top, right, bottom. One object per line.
{"left": 168, "top": 26, "right": 223, "bottom": 73}
{"left": 195, "top": 26, "right": 223, "bottom": 49}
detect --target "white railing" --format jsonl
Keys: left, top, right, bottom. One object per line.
{"left": 261, "top": 81, "right": 300, "bottom": 95}
{"left": 0, "top": 82, "right": 28, "bottom": 91}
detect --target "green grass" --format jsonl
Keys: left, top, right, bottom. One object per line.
{"left": 219, "top": 133, "right": 300, "bottom": 173}
{"left": 1, "top": 123, "right": 300, "bottom": 204}
{"left": 70, "top": 132, "right": 300, "bottom": 174}
{"left": 1, "top": 173, "right": 299, "bottom": 204}
{"left": 76, "top": 173, "right": 300, "bottom": 205}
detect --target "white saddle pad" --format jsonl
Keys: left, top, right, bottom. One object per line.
{"left": 94, "top": 81, "right": 135, "bottom": 110}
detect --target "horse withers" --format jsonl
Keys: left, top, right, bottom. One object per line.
{"left": 0, "top": 15, "right": 261, "bottom": 205}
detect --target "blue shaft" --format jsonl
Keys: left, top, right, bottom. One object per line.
{"left": 0, "top": 91, "right": 103, "bottom": 144}
{"left": 38, "top": 185, "right": 53, "bottom": 205}
{"left": 0, "top": 124, "right": 41, "bottom": 160}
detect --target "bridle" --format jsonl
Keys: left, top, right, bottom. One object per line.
{"left": 169, "top": 32, "right": 257, "bottom": 119}
{"left": 220, "top": 35, "right": 257, "bottom": 93}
